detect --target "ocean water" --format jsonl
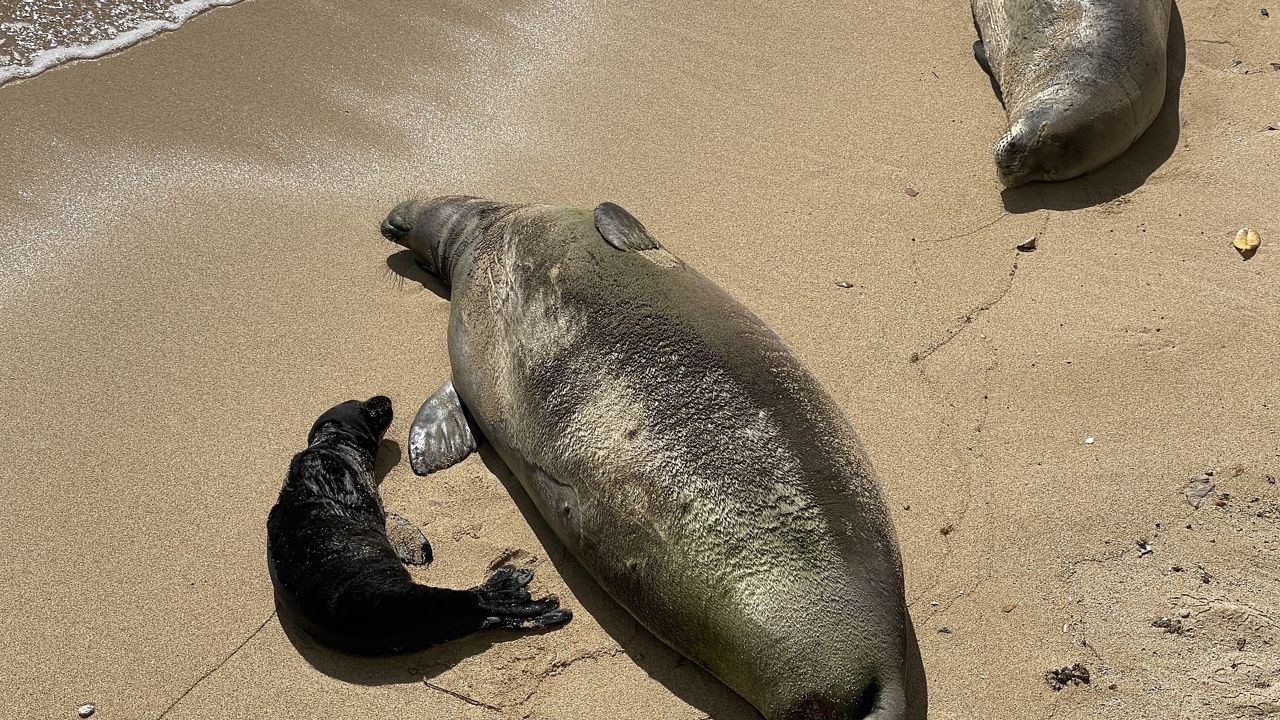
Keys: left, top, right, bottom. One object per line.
{"left": 0, "top": 0, "right": 242, "bottom": 85}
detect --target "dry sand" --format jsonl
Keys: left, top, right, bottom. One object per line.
{"left": 1, "top": 1, "right": 1278, "bottom": 718}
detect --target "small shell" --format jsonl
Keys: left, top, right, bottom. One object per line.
{"left": 1233, "top": 228, "right": 1261, "bottom": 258}
{"left": 78, "top": 705, "right": 96, "bottom": 718}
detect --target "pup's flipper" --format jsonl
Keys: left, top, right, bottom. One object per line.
{"left": 473, "top": 566, "right": 574, "bottom": 631}
{"left": 384, "top": 513, "right": 433, "bottom": 565}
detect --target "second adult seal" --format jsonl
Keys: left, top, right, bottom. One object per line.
{"left": 972, "top": 0, "right": 1173, "bottom": 186}
{"left": 381, "top": 196, "right": 925, "bottom": 720}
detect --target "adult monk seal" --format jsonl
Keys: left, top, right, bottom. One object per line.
{"left": 266, "top": 395, "right": 571, "bottom": 655}
{"left": 380, "top": 197, "right": 925, "bottom": 719}
{"left": 972, "top": 0, "right": 1173, "bottom": 186}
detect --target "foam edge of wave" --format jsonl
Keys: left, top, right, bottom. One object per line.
{"left": 0, "top": 0, "right": 245, "bottom": 87}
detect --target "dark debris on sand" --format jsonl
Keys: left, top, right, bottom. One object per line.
{"left": 1045, "top": 663, "right": 1091, "bottom": 690}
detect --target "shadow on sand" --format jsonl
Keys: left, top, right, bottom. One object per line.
{"left": 997, "top": 2, "right": 1187, "bottom": 212}
{"left": 386, "top": 248, "right": 450, "bottom": 300}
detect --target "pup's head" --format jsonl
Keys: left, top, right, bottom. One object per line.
{"left": 307, "top": 396, "right": 393, "bottom": 450}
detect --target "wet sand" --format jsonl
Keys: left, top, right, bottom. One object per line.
{"left": 2, "top": 1, "right": 1278, "bottom": 718}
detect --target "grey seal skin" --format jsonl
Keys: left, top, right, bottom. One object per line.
{"left": 381, "top": 197, "right": 925, "bottom": 720}
{"left": 972, "top": 0, "right": 1173, "bottom": 186}
{"left": 266, "top": 395, "right": 571, "bottom": 655}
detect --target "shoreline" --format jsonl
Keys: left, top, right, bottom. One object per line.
{"left": 1, "top": 1, "right": 1277, "bottom": 719}
{"left": 0, "top": 0, "right": 245, "bottom": 87}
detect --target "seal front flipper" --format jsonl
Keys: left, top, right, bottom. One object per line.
{"left": 972, "top": 40, "right": 993, "bottom": 78}
{"left": 384, "top": 513, "right": 433, "bottom": 565}
{"left": 594, "top": 202, "right": 661, "bottom": 252}
{"left": 972, "top": 39, "right": 1005, "bottom": 105}
{"left": 408, "top": 379, "right": 478, "bottom": 475}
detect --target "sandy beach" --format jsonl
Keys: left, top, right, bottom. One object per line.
{"left": 2, "top": 0, "right": 1277, "bottom": 718}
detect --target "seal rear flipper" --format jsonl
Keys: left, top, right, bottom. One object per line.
{"left": 409, "top": 379, "right": 478, "bottom": 475}
{"left": 473, "top": 566, "right": 574, "bottom": 630}
{"left": 384, "top": 513, "right": 433, "bottom": 565}
{"left": 282, "top": 565, "right": 572, "bottom": 655}
{"left": 594, "top": 202, "right": 662, "bottom": 252}
{"left": 359, "top": 568, "right": 569, "bottom": 653}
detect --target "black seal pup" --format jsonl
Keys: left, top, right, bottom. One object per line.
{"left": 266, "top": 395, "right": 571, "bottom": 654}
{"left": 381, "top": 198, "right": 925, "bottom": 719}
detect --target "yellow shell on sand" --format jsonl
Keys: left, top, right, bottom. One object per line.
{"left": 1233, "top": 228, "right": 1261, "bottom": 258}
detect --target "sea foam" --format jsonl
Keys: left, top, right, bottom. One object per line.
{"left": 0, "top": 0, "right": 242, "bottom": 86}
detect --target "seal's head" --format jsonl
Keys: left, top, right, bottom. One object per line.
{"left": 307, "top": 396, "right": 393, "bottom": 454}
{"left": 994, "top": 90, "right": 1141, "bottom": 187}
{"left": 381, "top": 196, "right": 510, "bottom": 285}
{"left": 992, "top": 111, "right": 1084, "bottom": 187}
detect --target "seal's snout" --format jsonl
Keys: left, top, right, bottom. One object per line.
{"left": 993, "top": 127, "right": 1035, "bottom": 187}
{"left": 381, "top": 206, "right": 414, "bottom": 244}
{"left": 363, "top": 395, "right": 393, "bottom": 434}
{"left": 995, "top": 111, "right": 1095, "bottom": 188}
